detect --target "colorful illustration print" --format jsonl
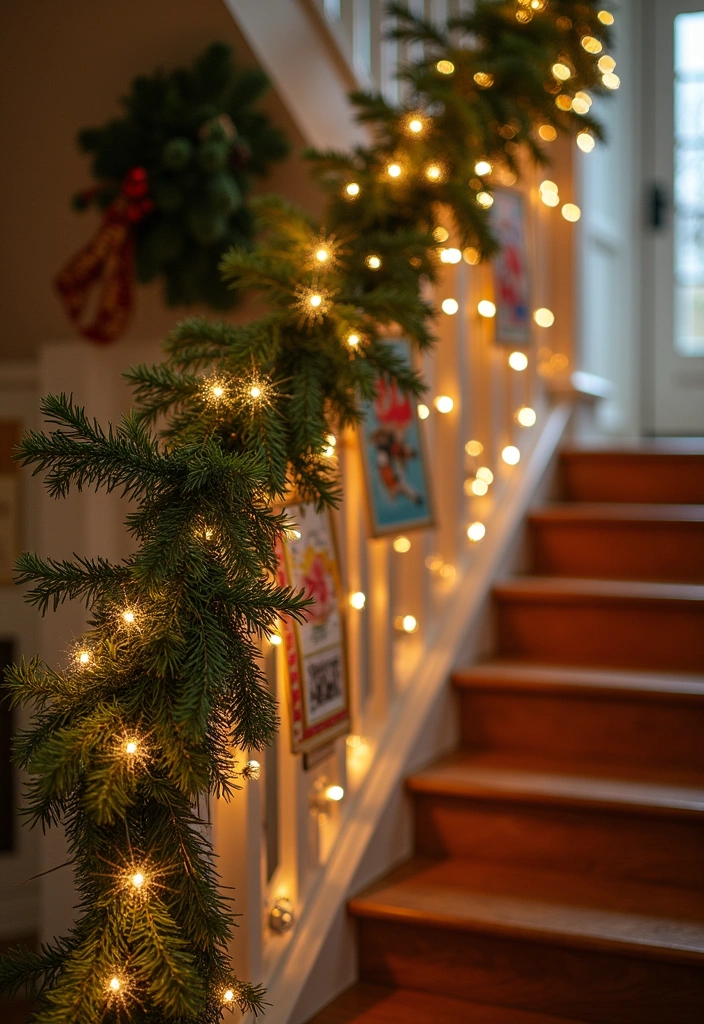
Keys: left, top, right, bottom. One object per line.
{"left": 491, "top": 189, "right": 532, "bottom": 345}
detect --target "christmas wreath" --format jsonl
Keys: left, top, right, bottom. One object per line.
{"left": 55, "top": 42, "right": 289, "bottom": 342}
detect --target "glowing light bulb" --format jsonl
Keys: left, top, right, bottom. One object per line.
{"left": 471, "top": 478, "right": 488, "bottom": 496}
{"left": 109, "top": 977, "right": 121, "bottom": 993}
{"left": 562, "top": 203, "right": 581, "bottom": 222}
{"left": 349, "top": 591, "right": 366, "bottom": 610}
{"left": 502, "top": 445, "right": 521, "bottom": 465}
{"left": 131, "top": 871, "right": 145, "bottom": 889}
{"left": 387, "top": 163, "right": 402, "bottom": 178}
{"left": 408, "top": 118, "right": 424, "bottom": 134}
{"left": 465, "top": 439, "right": 483, "bottom": 456}
{"left": 442, "top": 298, "right": 459, "bottom": 315}
{"left": 347, "top": 333, "right": 360, "bottom": 348}
{"left": 393, "top": 536, "right": 411, "bottom": 553}
{"left": 467, "top": 522, "right": 486, "bottom": 542}
{"left": 476, "top": 466, "right": 493, "bottom": 484}
{"left": 474, "top": 72, "right": 494, "bottom": 88}
{"left": 602, "top": 72, "right": 620, "bottom": 90}
{"left": 440, "top": 247, "right": 462, "bottom": 264}
{"left": 538, "top": 124, "right": 557, "bottom": 142}
{"left": 325, "top": 784, "right": 344, "bottom": 802}
{"left": 433, "top": 226, "right": 449, "bottom": 242}
{"left": 395, "top": 614, "right": 418, "bottom": 633}
{"left": 598, "top": 55, "right": 616, "bottom": 73}
{"left": 516, "top": 406, "right": 537, "bottom": 427}
{"left": 122, "top": 610, "right": 135, "bottom": 624}
{"left": 211, "top": 385, "right": 225, "bottom": 398}
{"left": 434, "top": 395, "right": 454, "bottom": 413}
{"left": 540, "top": 180, "right": 559, "bottom": 194}
{"left": 463, "top": 246, "right": 480, "bottom": 265}
{"left": 551, "top": 62, "right": 572, "bottom": 81}
{"left": 555, "top": 95, "right": 573, "bottom": 111}
{"left": 425, "top": 164, "right": 442, "bottom": 182}
{"left": 346, "top": 182, "right": 360, "bottom": 197}
{"left": 417, "top": 403, "right": 430, "bottom": 420}
{"left": 125, "top": 740, "right": 138, "bottom": 755}
{"left": 267, "top": 633, "right": 282, "bottom": 646}
{"left": 477, "top": 300, "right": 496, "bottom": 318}
{"left": 577, "top": 132, "right": 595, "bottom": 153}
{"left": 366, "top": 255, "right": 382, "bottom": 269}
{"left": 315, "top": 247, "right": 330, "bottom": 263}
{"left": 534, "top": 307, "right": 555, "bottom": 327}
{"left": 223, "top": 989, "right": 235, "bottom": 1003}
{"left": 575, "top": 90, "right": 593, "bottom": 109}
{"left": 437, "top": 60, "right": 455, "bottom": 75}
{"left": 541, "top": 190, "right": 560, "bottom": 207}
{"left": 475, "top": 160, "right": 492, "bottom": 176}
{"left": 598, "top": 10, "right": 614, "bottom": 25}
{"left": 246, "top": 759, "right": 261, "bottom": 779}
{"left": 572, "top": 96, "right": 590, "bottom": 115}
{"left": 509, "top": 351, "right": 529, "bottom": 371}
{"left": 581, "top": 35, "right": 603, "bottom": 54}
{"left": 78, "top": 650, "right": 91, "bottom": 666}
{"left": 476, "top": 191, "right": 494, "bottom": 208}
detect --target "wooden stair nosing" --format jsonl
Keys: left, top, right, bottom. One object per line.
{"left": 527, "top": 502, "right": 704, "bottom": 524}
{"left": 493, "top": 576, "right": 704, "bottom": 605}
{"left": 348, "top": 858, "right": 704, "bottom": 966}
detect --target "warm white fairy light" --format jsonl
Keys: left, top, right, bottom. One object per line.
{"left": 366, "top": 254, "right": 382, "bottom": 269}
{"left": 211, "top": 384, "right": 225, "bottom": 399}
{"left": 581, "top": 35, "right": 603, "bottom": 54}
{"left": 538, "top": 124, "right": 558, "bottom": 142}
{"left": 349, "top": 591, "right": 366, "bottom": 610}
{"left": 267, "top": 633, "right": 282, "bottom": 646}
{"left": 562, "top": 203, "right": 581, "bottom": 222}
{"left": 467, "top": 522, "right": 486, "bottom": 542}
{"left": 425, "top": 163, "right": 444, "bottom": 182}
{"left": 463, "top": 246, "right": 480, "bottom": 265}
{"left": 477, "top": 300, "right": 496, "bottom": 318}
{"left": 408, "top": 115, "right": 426, "bottom": 135}
{"left": 598, "top": 55, "right": 616, "bottom": 73}
{"left": 551, "top": 62, "right": 572, "bottom": 81}
{"left": 465, "top": 439, "right": 483, "bottom": 456}
{"left": 475, "top": 160, "right": 492, "bottom": 176}
{"left": 346, "top": 332, "right": 360, "bottom": 348}
{"left": 534, "top": 307, "right": 555, "bottom": 327}
{"left": 223, "top": 988, "right": 235, "bottom": 1004}
{"left": 474, "top": 72, "right": 494, "bottom": 88}
{"left": 508, "top": 351, "right": 528, "bottom": 371}
{"left": 471, "top": 478, "right": 488, "bottom": 495}
{"left": 77, "top": 650, "right": 91, "bottom": 666}
{"left": 540, "top": 179, "right": 558, "bottom": 195}
{"left": 325, "top": 784, "right": 344, "bottom": 801}
{"left": 442, "top": 298, "right": 459, "bottom": 315}
{"left": 417, "top": 403, "right": 430, "bottom": 420}
{"left": 315, "top": 247, "right": 331, "bottom": 264}
{"left": 476, "top": 466, "right": 493, "bottom": 484}
{"left": 434, "top": 395, "right": 454, "bottom": 413}
{"left": 602, "top": 72, "right": 620, "bottom": 90}
{"left": 598, "top": 10, "right": 615, "bottom": 25}
{"left": 125, "top": 739, "right": 138, "bottom": 755}
{"left": 476, "top": 191, "right": 494, "bottom": 208}
{"left": 131, "top": 871, "right": 145, "bottom": 889}
{"left": 109, "top": 976, "right": 122, "bottom": 993}
{"left": 393, "top": 536, "right": 411, "bottom": 553}
{"left": 577, "top": 133, "right": 595, "bottom": 153}
{"left": 246, "top": 760, "right": 261, "bottom": 779}
{"left": 387, "top": 163, "right": 402, "bottom": 178}
{"left": 437, "top": 59, "right": 455, "bottom": 75}
{"left": 516, "top": 406, "right": 537, "bottom": 427}
{"left": 572, "top": 96, "right": 590, "bottom": 115}
{"left": 122, "top": 610, "right": 136, "bottom": 625}
{"left": 440, "top": 247, "right": 462, "bottom": 264}
{"left": 395, "top": 614, "right": 418, "bottom": 633}
{"left": 502, "top": 445, "right": 521, "bottom": 465}
{"left": 541, "top": 190, "right": 559, "bottom": 208}
{"left": 345, "top": 182, "right": 360, "bottom": 197}
{"left": 433, "top": 226, "right": 449, "bottom": 242}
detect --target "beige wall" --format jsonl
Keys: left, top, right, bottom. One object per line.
{"left": 0, "top": 0, "right": 322, "bottom": 361}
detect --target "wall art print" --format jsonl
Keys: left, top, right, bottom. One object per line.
{"left": 491, "top": 189, "right": 532, "bottom": 346}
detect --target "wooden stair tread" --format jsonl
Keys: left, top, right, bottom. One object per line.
{"left": 308, "top": 983, "right": 587, "bottom": 1024}
{"left": 493, "top": 576, "right": 704, "bottom": 603}
{"left": 561, "top": 444, "right": 704, "bottom": 457}
{"left": 406, "top": 752, "right": 704, "bottom": 816}
{"left": 349, "top": 858, "right": 704, "bottom": 962}
{"left": 453, "top": 661, "right": 704, "bottom": 700}
{"left": 529, "top": 503, "right": 704, "bottom": 523}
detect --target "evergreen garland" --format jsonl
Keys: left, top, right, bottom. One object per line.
{"left": 3, "top": 3, "right": 614, "bottom": 1020}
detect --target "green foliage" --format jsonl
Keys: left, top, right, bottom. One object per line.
{"left": 3, "top": 3, "right": 613, "bottom": 1021}
{"left": 74, "top": 42, "right": 289, "bottom": 310}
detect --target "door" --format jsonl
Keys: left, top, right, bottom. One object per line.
{"left": 646, "top": 1, "right": 704, "bottom": 434}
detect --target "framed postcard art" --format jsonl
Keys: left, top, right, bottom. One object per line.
{"left": 275, "top": 503, "right": 350, "bottom": 755}
{"left": 358, "top": 338, "right": 435, "bottom": 537}
{"left": 490, "top": 189, "right": 532, "bottom": 346}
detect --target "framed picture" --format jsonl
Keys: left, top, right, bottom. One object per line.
{"left": 491, "top": 189, "right": 532, "bottom": 345}
{"left": 358, "top": 338, "right": 434, "bottom": 537}
{"left": 275, "top": 503, "right": 350, "bottom": 755}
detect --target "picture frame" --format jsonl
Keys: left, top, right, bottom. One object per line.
{"left": 490, "top": 189, "right": 532, "bottom": 346}
{"left": 358, "top": 338, "right": 435, "bottom": 537}
{"left": 275, "top": 503, "right": 350, "bottom": 755}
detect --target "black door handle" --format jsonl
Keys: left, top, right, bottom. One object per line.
{"left": 650, "top": 184, "right": 668, "bottom": 229}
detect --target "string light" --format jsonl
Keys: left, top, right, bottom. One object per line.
{"left": 551, "top": 63, "right": 572, "bottom": 81}
{"left": 476, "top": 191, "right": 494, "bottom": 208}
{"left": 474, "top": 72, "right": 494, "bottom": 88}
{"left": 349, "top": 591, "right": 366, "bottom": 610}
{"left": 509, "top": 351, "right": 528, "bottom": 371}
{"left": 223, "top": 989, "right": 235, "bottom": 1004}
{"left": 417, "top": 403, "right": 430, "bottom": 420}
{"left": 502, "top": 445, "right": 521, "bottom": 465}
{"left": 440, "top": 247, "right": 462, "bottom": 264}
{"left": 477, "top": 300, "right": 496, "bottom": 318}
{"left": 393, "top": 536, "right": 411, "bottom": 553}
{"left": 366, "top": 254, "right": 382, "bottom": 269}
{"left": 538, "top": 124, "right": 557, "bottom": 141}
{"left": 476, "top": 466, "right": 493, "bottom": 484}
{"left": 77, "top": 650, "right": 91, "bottom": 666}
{"left": 577, "top": 133, "right": 595, "bottom": 153}
{"left": 211, "top": 384, "right": 225, "bottom": 399}
{"left": 442, "top": 298, "right": 459, "bottom": 315}
{"left": 555, "top": 95, "right": 572, "bottom": 111}
{"left": 598, "top": 55, "right": 616, "bottom": 73}
{"left": 562, "top": 203, "right": 581, "bottom": 222}
{"left": 131, "top": 870, "right": 145, "bottom": 889}
{"left": 433, "top": 226, "right": 449, "bottom": 242}
{"left": 108, "top": 977, "right": 122, "bottom": 993}
{"left": 437, "top": 60, "right": 455, "bottom": 75}
{"left": 516, "top": 406, "right": 537, "bottom": 427}
{"left": 470, "top": 478, "right": 488, "bottom": 495}
{"left": 387, "top": 163, "right": 402, "bottom": 178}
{"left": 467, "top": 522, "right": 486, "bottom": 542}
{"left": 541, "top": 190, "right": 559, "bottom": 207}
{"left": 434, "top": 395, "right": 454, "bottom": 413}
{"left": 425, "top": 554, "right": 443, "bottom": 573}
{"left": 572, "top": 96, "right": 590, "bottom": 115}
{"left": 267, "top": 633, "right": 283, "bottom": 646}
{"left": 122, "top": 610, "right": 136, "bottom": 625}
{"left": 463, "top": 246, "right": 480, "bottom": 265}
{"left": 346, "top": 332, "right": 360, "bottom": 348}
{"left": 534, "top": 307, "right": 555, "bottom": 327}
{"left": 465, "top": 439, "right": 483, "bottom": 456}
{"left": 296, "top": 285, "right": 332, "bottom": 320}
{"left": 125, "top": 739, "right": 138, "bottom": 755}
{"left": 598, "top": 10, "right": 615, "bottom": 25}
{"left": 602, "top": 72, "right": 620, "bottom": 90}
{"left": 407, "top": 115, "right": 427, "bottom": 135}
{"left": 325, "top": 784, "right": 344, "bottom": 801}
{"left": 395, "top": 614, "right": 418, "bottom": 633}
{"left": 475, "top": 160, "right": 492, "bottom": 175}
{"left": 425, "top": 163, "right": 444, "bottom": 182}
{"left": 246, "top": 760, "right": 261, "bottom": 779}
{"left": 581, "top": 36, "right": 603, "bottom": 54}
{"left": 345, "top": 182, "right": 360, "bottom": 197}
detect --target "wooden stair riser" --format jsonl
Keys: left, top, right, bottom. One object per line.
{"left": 495, "top": 595, "right": 704, "bottom": 671}
{"left": 529, "top": 518, "right": 704, "bottom": 582}
{"left": 458, "top": 689, "right": 704, "bottom": 771}
{"left": 412, "top": 794, "right": 704, "bottom": 888}
{"left": 355, "top": 917, "right": 704, "bottom": 1024}
{"left": 560, "top": 453, "right": 704, "bottom": 504}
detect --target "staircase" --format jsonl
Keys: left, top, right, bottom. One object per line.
{"left": 308, "top": 447, "right": 704, "bottom": 1024}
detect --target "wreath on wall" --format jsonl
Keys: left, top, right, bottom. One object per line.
{"left": 55, "top": 42, "right": 289, "bottom": 343}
